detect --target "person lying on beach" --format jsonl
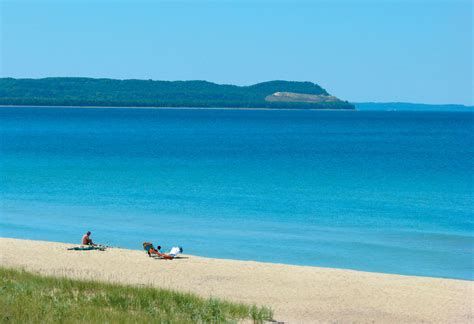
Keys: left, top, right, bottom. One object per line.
{"left": 142, "top": 242, "right": 174, "bottom": 260}
{"left": 82, "top": 231, "right": 96, "bottom": 246}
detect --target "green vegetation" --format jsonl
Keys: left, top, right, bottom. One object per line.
{"left": 0, "top": 267, "right": 273, "bottom": 323}
{"left": 0, "top": 77, "right": 354, "bottom": 109}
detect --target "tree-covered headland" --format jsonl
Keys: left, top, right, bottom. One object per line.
{"left": 0, "top": 77, "right": 354, "bottom": 110}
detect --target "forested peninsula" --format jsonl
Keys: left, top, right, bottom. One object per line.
{"left": 0, "top": 78, "right": 354, "bottom": 110}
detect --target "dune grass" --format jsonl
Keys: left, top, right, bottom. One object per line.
{"left": 0, "top": 267, "right": 273, "bottom": 323}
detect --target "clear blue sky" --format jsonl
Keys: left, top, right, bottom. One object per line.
{"left": 1, "top": 0, "right": 472, "bottom": 104}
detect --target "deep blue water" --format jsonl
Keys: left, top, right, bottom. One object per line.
{"left": 1, "top": 107, "right": 473, "bottom": 280}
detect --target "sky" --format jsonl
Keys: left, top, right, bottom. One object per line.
{"left": 1, "top": 0, "right": 472, "bottom": 104}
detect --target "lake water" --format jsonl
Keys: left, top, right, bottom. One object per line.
{"left": 1, "top": 107, "right": 473, "bottom": 280}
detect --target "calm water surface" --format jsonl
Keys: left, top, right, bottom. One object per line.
{"left": 1, "top": 107, "right": 473, "bottom": 280}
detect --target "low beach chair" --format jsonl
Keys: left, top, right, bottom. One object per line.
{"left": 143, "top": 242, "right": 155, "bottom": 256}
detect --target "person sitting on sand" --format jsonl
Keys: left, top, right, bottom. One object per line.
{"left": 142, "top": 242, "right": 173, "bottom": 260}
{"left": 82, "top": 231, "right": 96, "bottom": 246}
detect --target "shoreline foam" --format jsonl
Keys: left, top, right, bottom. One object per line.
{"left": 1, "top": 237, "right": 472, "bottom": 323}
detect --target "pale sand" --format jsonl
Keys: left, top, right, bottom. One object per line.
{"left": 0, "top": 238, "right": 472, "bottom": 323}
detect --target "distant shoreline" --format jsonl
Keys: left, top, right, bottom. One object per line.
{"left": 0, "top": 104, "right": 355, "bottom": 111}
{"left": 0, "top": 78, "right": 356, "bottom": 110}
{"left": 2, "top": 104, "right": 472, "bottom": 112}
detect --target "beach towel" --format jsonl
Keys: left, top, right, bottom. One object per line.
{"left": 169, "top": 246, "right": 183, "bottom": 257}
{"left": 67, "top": 245, "right": 106, "bottom": 251}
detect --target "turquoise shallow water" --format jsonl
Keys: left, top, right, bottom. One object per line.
{"left": 1, "top": 107, "right": 473, "bottom": 280}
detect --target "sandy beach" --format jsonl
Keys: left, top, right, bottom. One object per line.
{"left": 0, "top": 237, "right": 472, "bottom": 323}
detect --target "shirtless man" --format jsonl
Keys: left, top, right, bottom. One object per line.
{"left": 82, "top": 231, "right": 96, "bottom": 246}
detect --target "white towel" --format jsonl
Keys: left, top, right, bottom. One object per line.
{"left": 169, "top": 246, "right": 182, "bottom": 257}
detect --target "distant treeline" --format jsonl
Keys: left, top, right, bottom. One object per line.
{"left": 0, "top": 77, "right": 354, "bottom": 110}
{"left": 355, "top": 102, "right": 473, "bottom": 112}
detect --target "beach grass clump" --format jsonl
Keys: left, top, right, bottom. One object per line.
{"left": 0, "top": 267, "right": 273, "bottom": 323}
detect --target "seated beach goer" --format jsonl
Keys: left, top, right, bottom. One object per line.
{"left": 142, "top": 242, "right": 174, "bottom": 260}
{"left": 82, "top": 231, "right": 96, "bottom": 246}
